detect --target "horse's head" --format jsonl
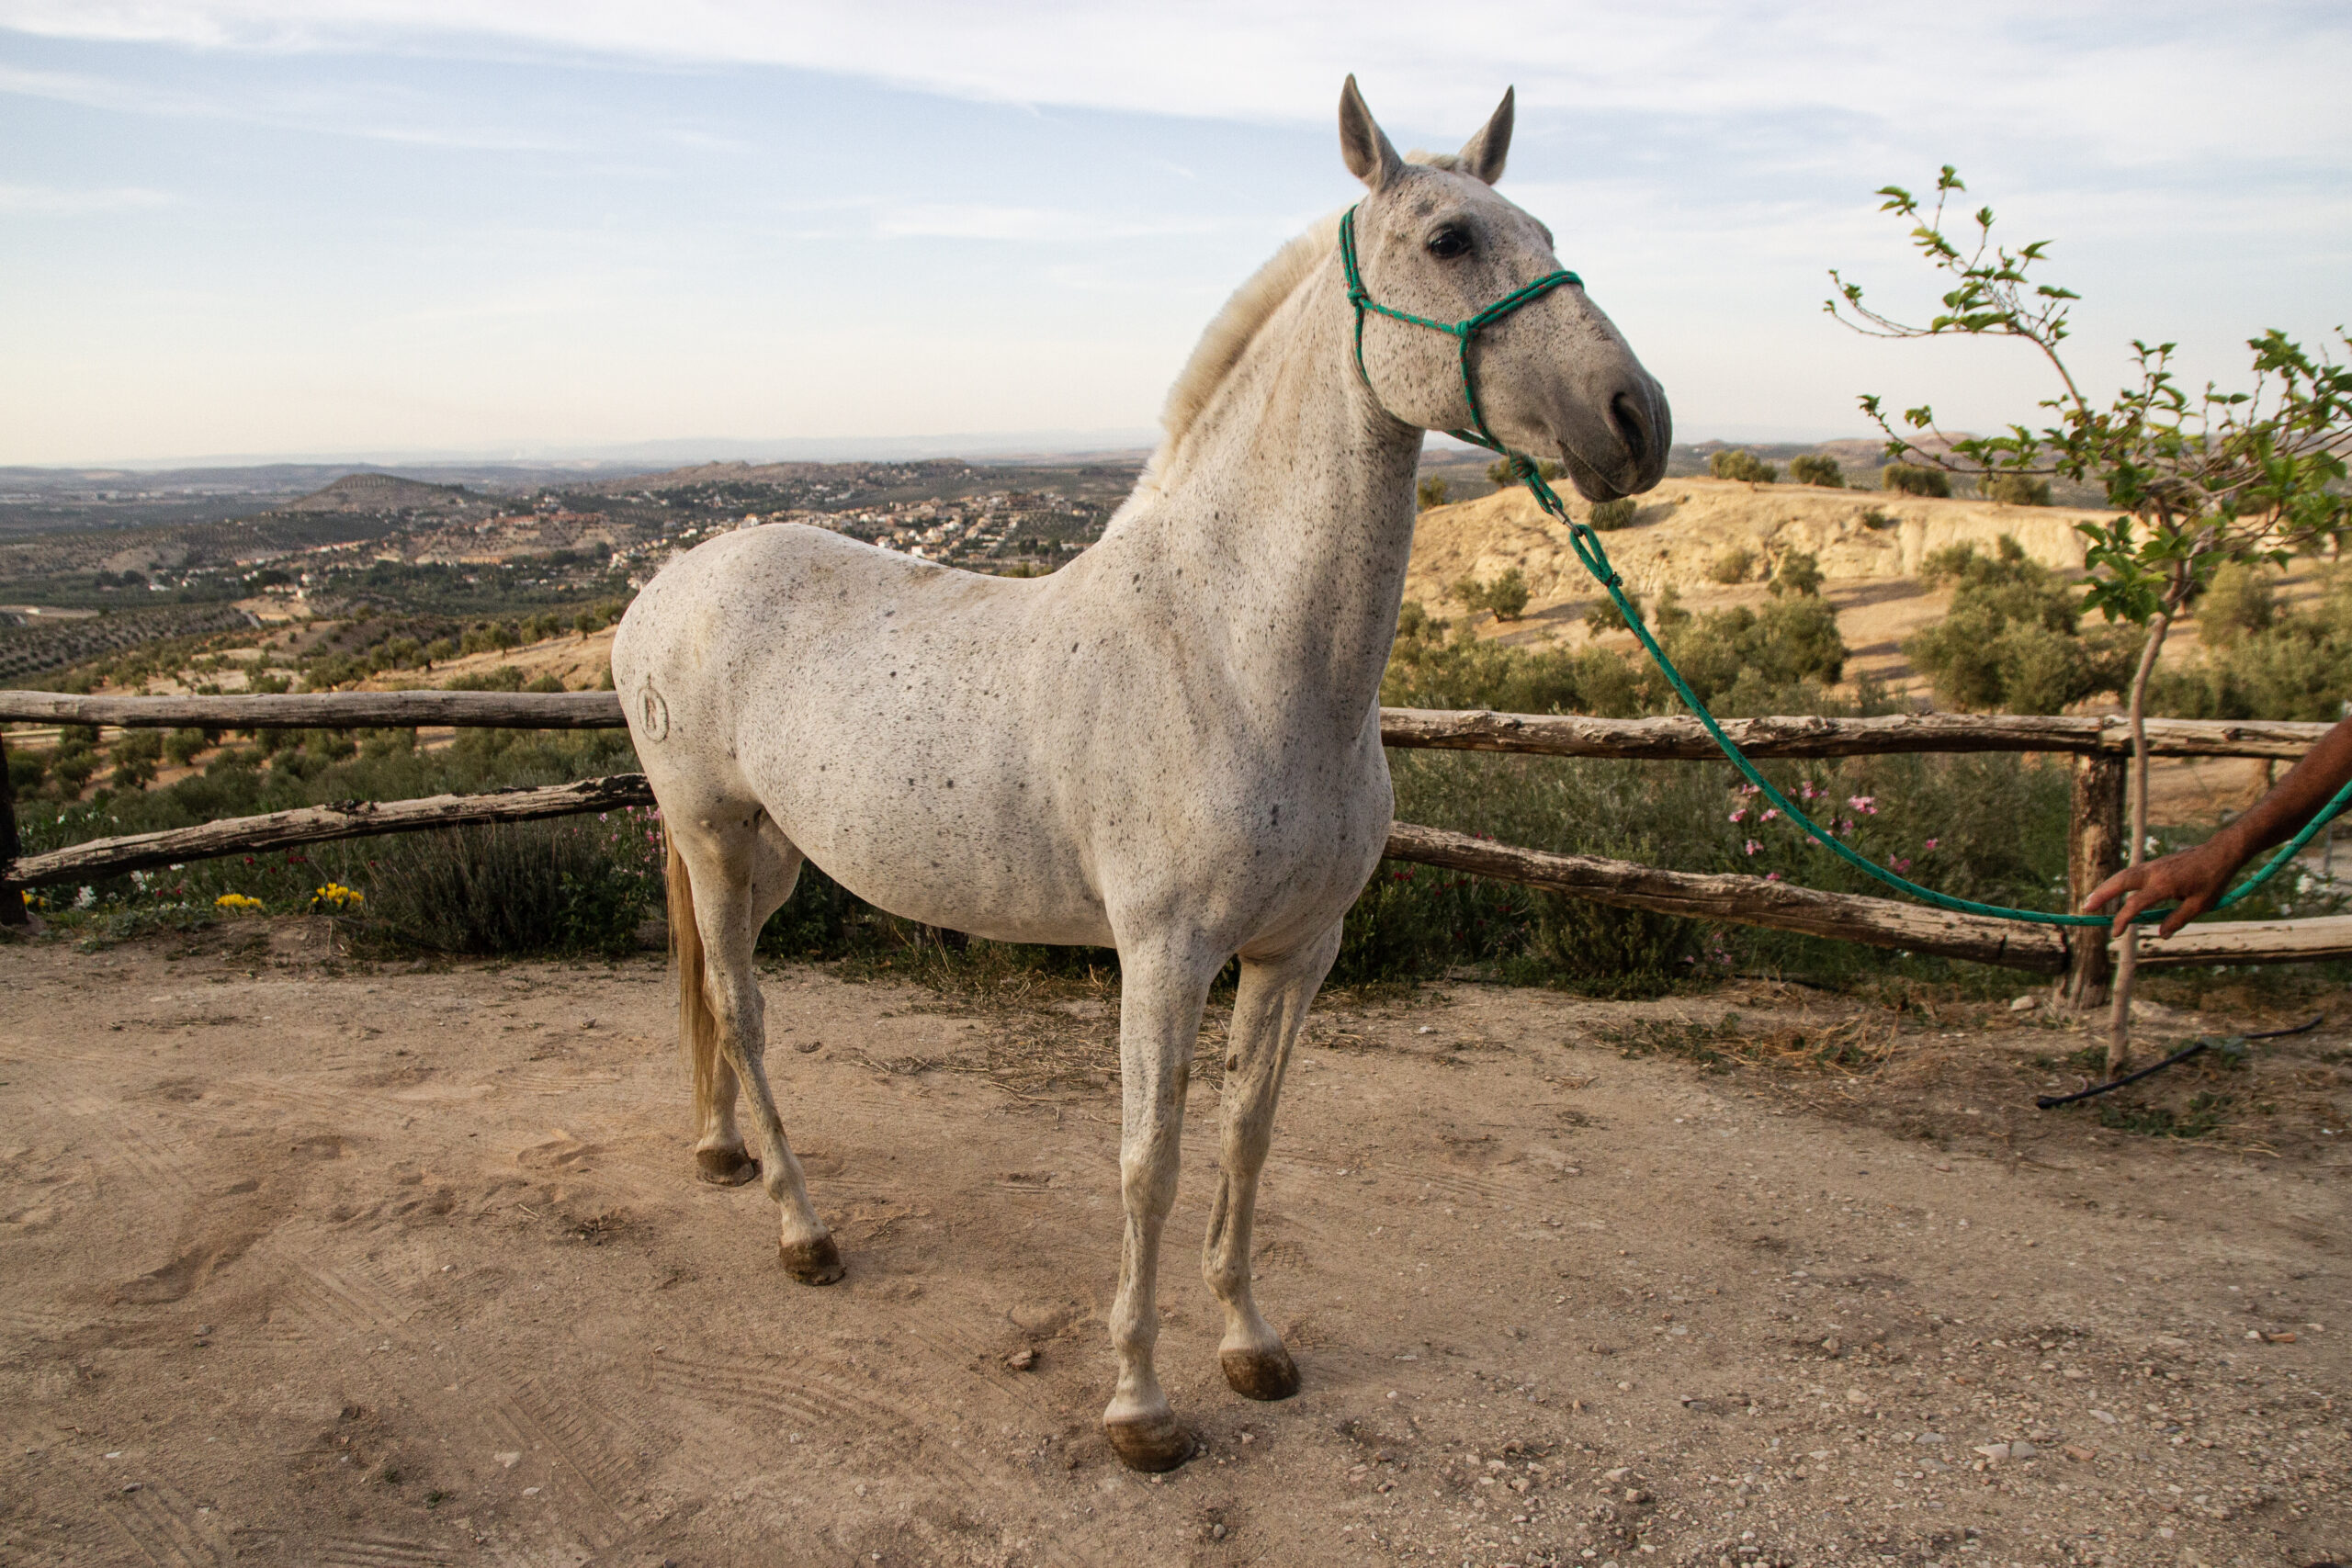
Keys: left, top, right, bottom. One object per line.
{"left": 1338, "top": 76, "right": 1670, "bottom": 502}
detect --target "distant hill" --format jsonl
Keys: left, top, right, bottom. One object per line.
{"left": 1406, "top": 475, "right": 2116, "bottom": 612}
{"left": 283, "top": 473, "right": 476, "bottom": 514}
{"left": 577, "top": 458, "right": 980, "bottom": 496}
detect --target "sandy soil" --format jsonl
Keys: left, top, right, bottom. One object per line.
{"left": 3, "top": 927, "right": 2347, "bottom": 1568}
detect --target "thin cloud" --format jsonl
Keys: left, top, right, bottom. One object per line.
{"left": 0, "top": 180, "right": 179, "bottom": 212}
{"left": 0, "top": 58, "right": 576, "bottom": 151}
{"left": 6, "top": 1, "right": 2347, "bottom": 170}
{"left": 873, "top": 204, "right": 1223, "bottom": 242}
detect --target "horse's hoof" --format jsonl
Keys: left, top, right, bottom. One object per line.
{"left": 1220, "top": 1344, "right": 1301, "bottom": 1401}
{"left": 779, "top": 1235, "right": 845, "bottom": 1285}
{"left": 1104, "top": 1413, "right": 1194, "bottom": 1472}
{"left": 695, "top": 1147, "right": 761, "bottom": 1187}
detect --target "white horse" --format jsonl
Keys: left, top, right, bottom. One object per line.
{"left": 614, "top": 77, "right": 1668, "bottom": 1472}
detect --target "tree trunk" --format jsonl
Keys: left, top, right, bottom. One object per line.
{"left": 2062, "top": 752, "right": 2126, "bottom": 1009}
{"left": 2108, "top": 608, "right": 2174, "bottom": 1073}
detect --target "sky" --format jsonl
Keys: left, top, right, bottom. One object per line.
{"left": 2, "top": 2, "right": 2346, "bottom": 468}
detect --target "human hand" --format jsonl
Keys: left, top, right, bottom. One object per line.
{"left": 2081, "top": 837, "right": 2247, "bottom": 938}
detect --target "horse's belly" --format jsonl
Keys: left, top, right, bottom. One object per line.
{"left": 756, "top": 746, "right": 1115, "bottom": 948}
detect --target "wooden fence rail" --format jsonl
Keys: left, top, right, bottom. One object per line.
{"left": 10, "top": 775, "right": 657, "bottom": 886}
{"left": 0, "top": 689, "right": 2330, "bottom": 761}
{"left": 11, "top": 774, "right": 2340, "bottom": 974}
{"left": 0, "top": 691, "right": 2335, "bottom": 987}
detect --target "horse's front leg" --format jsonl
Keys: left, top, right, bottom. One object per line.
{"left": 1102, "top": 937, "right": 1221, "bottom": 1472}
{"left": 1204, "top": 919, "right": 1340, "bottom": 1401}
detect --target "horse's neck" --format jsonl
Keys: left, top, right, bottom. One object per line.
{"left": 1124, "top": 265, "right": 1421, "bottom": 731}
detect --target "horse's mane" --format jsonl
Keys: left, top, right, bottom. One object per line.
{"left": 1144, "top": 211, "right": 1341, "bottom": 484}
{"left": 1142, "top": 153, "right": 1462, "bottom": 488}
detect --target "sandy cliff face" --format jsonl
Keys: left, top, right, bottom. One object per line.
{"left": 1404, "top": 476, "right": 2113, "bottom": 611}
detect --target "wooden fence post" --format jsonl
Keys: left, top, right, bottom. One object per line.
{"left": 2061, "top": 752, "right": 2127, "bottom": 1009}
{"left": 0, "top": 729, "right": 25, "bottom": 927}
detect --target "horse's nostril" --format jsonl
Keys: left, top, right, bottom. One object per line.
{"left": 1611, "top": 389, "right": 1650, "bottom": 469}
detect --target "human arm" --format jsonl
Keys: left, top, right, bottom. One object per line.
{"left": 2083, "top": 715, "right": 2352, "bottom": 936}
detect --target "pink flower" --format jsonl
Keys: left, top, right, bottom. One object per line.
{"left": 1729, "top": 809, "right": 1747, "bottom": 823}
{"left": 1848, "top": 795, "right": 1878, "bottom": 815}
{"left": 1839, "top": 818, "right": 1855, "bottom": 835}
{"left": 1765, "top": 871, "right": 1782, "bottom": 882}
{"left": 1923, "top": 838, "right": 1939, "bottom": 851}
{"left": 1761, "top": 808, "right": 1779, "bottom": 822}
{"left": 1744, "top": 840, "right": 1762, "bottom": 856}
{"left": 1891, "top": 857, "right": 1912, "bottom": 873}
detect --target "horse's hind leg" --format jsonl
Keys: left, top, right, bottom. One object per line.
{"left": 670, "top": 812, "right": 842, "bottom": 1284}
{"left": 1203, "top": 919, "right": 1342, "bottom": 1402}
{"left": 678, "top": 824, "right": 802, "bottom": 1188}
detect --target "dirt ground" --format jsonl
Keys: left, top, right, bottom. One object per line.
{"left": 2, "top": 927, "right": 2347, "bottom": 1568}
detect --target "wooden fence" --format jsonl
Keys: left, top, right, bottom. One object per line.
{"left": 3, "top": 691, "right": 2342, "bottom": 993}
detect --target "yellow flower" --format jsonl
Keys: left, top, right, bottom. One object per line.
{"left": 215, "top": 893, "right": 265, "bottom": 912}
{"left": 310, "top": 883, "right": 364, "bottom": 909}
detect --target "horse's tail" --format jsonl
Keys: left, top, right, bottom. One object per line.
{"left": 667, "top": 830, "right": 723, "bottom": 1104}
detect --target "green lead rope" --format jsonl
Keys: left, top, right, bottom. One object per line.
{"left": 1338, "top": 204, "right": 2352, "bottom": 930}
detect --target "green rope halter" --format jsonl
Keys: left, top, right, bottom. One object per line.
{"left": 1338, "top": 201, "right": 2352, "bottom": 930}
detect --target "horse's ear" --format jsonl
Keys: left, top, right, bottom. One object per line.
{"left": 1457, "top": 86, "right": 1514, "bottom": 186}
{"left": 1339, "top": 74, "right": 1403, "bottom": 190}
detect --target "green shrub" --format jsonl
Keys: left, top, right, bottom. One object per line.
{"left": 1709, "top": 449, "right": 1778, "bottom": 484}
{"left": 1487, "top": 457, "right": 1565, "bottom": 489}
{"left": 446, "top": 665, "right": 526, "bottom": 693}
{"left": 2153, "top": 570, "right": 2352, "bottom": 722}
{"left": 1788, "top": 455, "right": 1845, "bottom": 488}
{"left": 1584, "top": 592, "right": 1637, "bottom": 635}
{"left": 164, "top": 728, "right": 209, "bottom": 766}
{"left": 1589, "top": 498, "right": 1639, "bottom": 530}
{"left": 1658, "top": 596, "right": 1848, "bottom": 701}
{"left": 1984, "top": 473, "right": 2052, "bottom": 506}
{"left": 1905, "top": 536, "right": 2135, "bottom": 713}
{"left": 1859, "top": 507, "right": 1895, "bottom": 531}
{"left": 1883, "top": 463, "right": 1952, "bottom": 498}
{"left": 356, "top": 814, "right": 661, "bottom": 957}
{"left": 49, "top": 745, "right": 98, "bottom": 795}
{"left": 525, "top": 672, "right": 566, "bottom": 694}
{"left": 2192, "top": 561, "right": 2277, "bottom": 646}
{"left": 8, "top": 744, "right": 47, "bottom": 798}
{"left": 1417, "top": 477, "right": 1451, "bottom": 511}
{"left": 1710, "top": 547, "right": 1755, "bottom": 585}
{"left": 1449, "top": 569, "right": 1531, "bottom": 621}
{"left": 107, "top": 730, "right": 164, "bottom": 791}
{"left": 1769, "top": 551, "right": 1825, "bottom": 598}
{"left": 1384, "top": 602, "right": 1643, "bottom": 717}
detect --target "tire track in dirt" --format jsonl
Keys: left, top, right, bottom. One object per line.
{"left": 275, "top": 1261, "right": 421, "bottom": 1348}
{"left": 254, "top": 1246, "right": 650, "bottom": 1558}
{"left": 649, "top": 1353, "right": 1094, "bottom": 1568}
{"left": 101, "top": 1476, "right": 236, "bottom": 1566}
{"left": 300, "top": 1536, "right": 453, "bottom": 1567}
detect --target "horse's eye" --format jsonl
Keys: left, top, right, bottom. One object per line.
{"left": 1426, "top": 225, "right": 1472, "bottom": 260}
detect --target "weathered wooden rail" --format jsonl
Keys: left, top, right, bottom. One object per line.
{"left": 0, "top": 691, "right": 2332, "bottom": 988}
{"left": 3, "top": 689, "right": 2326, "bottom": 758}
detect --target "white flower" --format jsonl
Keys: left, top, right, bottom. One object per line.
{"left": 74, "top": 886, "right": 96, "bottom": 909}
